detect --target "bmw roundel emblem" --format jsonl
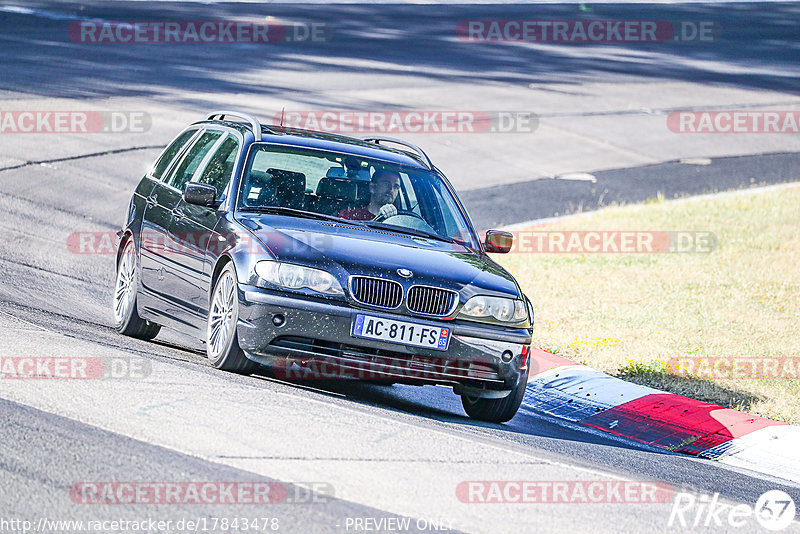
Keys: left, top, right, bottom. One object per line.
{"left": 397, "top": 268, "right": 413, "bottom": 278}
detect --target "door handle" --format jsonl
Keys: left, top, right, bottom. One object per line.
{"left": 171, "top": 208, "right": 185, "bottom": 220}
{"left": 146, "top": 194, "right": 157, "bottom": 207}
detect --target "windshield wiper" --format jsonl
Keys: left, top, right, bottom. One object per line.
{"left": 360, "top": 221, "right": 460, "bottom": 245}
{"left": 238, "top": 206, "right": 346, "bottom": 223}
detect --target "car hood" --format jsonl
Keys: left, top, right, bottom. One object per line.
{"left": 238, "top": 214, "right": 520, "bottom": 296}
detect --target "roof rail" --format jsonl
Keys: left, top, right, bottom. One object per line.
{"left": 205, "top": 111, "right": 262, "bottom": 142}
{"left": 361, "top": 136, "right": 433, "bottom": 170}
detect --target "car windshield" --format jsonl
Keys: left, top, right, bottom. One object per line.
{"left": 237, "top": 144, "right": 478, "bottom": 248}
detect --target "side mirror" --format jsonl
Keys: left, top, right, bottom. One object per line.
{"left": 183, "top": 183, "right": 217, "bottom": 207}
{"left": 484, "top": 230, "right": 513, "bottom": 253}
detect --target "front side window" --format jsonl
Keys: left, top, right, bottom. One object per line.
{"left": 237, "top": 144, "right": 478, "bottom": 248}
{"left": 166, "top": 130, "right": 223, "bottom": 191}
{"left": 197, "top": 135, "right": 239, "bottom": 195}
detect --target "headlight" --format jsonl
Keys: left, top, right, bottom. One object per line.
{"left": 255, "top": 260, "right": 344, "bottom": 295}
{"left": 459, "top": 295, "right": 528, "bottom": 324}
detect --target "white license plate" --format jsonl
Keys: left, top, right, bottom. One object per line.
{"left": 351, "top": 314, "right": 450, "bottom": 351}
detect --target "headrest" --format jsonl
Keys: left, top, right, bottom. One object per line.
{"left": 316, "top": 177, "right": 358, "bottom": 202}
{"left": 355, "top": 181, "right": 371, "bottom": 203}
{"left": 267, "top": 168, "right": 306, "bottom": 194}
{"left": 349, "top": 169, "right": 371, "bottom": 181}
{"left": 325, "top": 167, "right": 346, "bottom": 179}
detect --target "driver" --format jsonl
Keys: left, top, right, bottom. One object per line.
{"left": 338, "top": 170, "right": 401, "bottom": 221}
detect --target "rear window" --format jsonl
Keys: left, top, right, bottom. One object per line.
{"left": 150, "top": 129, "right": 197, "bottom": 180}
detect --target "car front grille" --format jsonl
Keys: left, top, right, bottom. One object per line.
{"left": 406, "top": 285, "right": 458, "bottom": 316}
{"left": 349, "top": 276, "right": 403, "bottom": 309}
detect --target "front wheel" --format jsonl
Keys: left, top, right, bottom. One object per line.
{"left": 113, "top": 239, "right": 160, "bottom": 340}
{"left": 207, "top": 263, "right": 257, "bottom": 375}
{"left": 461, "top": 368, "right": 529, "bottom": 423}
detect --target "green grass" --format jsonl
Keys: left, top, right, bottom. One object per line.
{"left": 498, "top": 184, "right": 800, "bottom": 423}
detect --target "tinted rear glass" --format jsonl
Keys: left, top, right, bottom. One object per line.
{"left": 151, "top": 129, "right": 196, "bottom": 180}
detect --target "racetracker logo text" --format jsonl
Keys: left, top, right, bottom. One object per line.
{"left": 0, "top": 111, "right": 150, "bottom": 134}
{"left": 67, "top": 231, "right": 334, "bottom": 256}
{"left": 274, "top": 110, "right": 538, "bottom": 134}
{"left": 68, "top": 20, "right": 329, "bottom": 44}
{"left": 668, "top": 111, "right": 800, "bottom": 133}
{"left": 499, "top": 231, "right": 717, "bottom": 254}
{"left": 667, "top": 357, "right": 800, "bottom": 380}
{"left": 69, "top": 482, "right": 334, "bottom": 505}
{"left": 456, "top": 20, "right": 718, "bottom": 42}
{"left": 270, "top": 354, "right": 509, "bottom": 382}
{"left": 0, "top": 357, "right": 150, "bottom": 380}
{"left": 456, "top": 480, "right": 674, "bottom": 503}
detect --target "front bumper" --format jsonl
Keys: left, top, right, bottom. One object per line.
{"left": 237, "top": 285, "right": 531, "bottom": 392}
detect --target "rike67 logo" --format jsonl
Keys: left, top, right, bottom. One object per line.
{"left": 669, "top": 490, "right": 796, "bottom": 531}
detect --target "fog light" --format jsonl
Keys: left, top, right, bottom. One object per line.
{"left": 272, "top": 314, "right": 285, "bottom": 327}
{"left": 501, "top": 350, "right": 514, "bottom": 363}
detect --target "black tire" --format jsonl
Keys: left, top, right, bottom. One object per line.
{"left": 365, "top": 380, "right": 396, "bottom": 386}
{"left": 113, "top": 239, "right": 160, "bottom": 340}
{"left": 206, "top": 263, "right": 257, "bottom": 375}
{"left": 461, "top": 367, "right": 529, "bottom": 423}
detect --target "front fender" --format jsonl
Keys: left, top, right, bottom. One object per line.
{"left": 208, "top": 216, "right": 274, "bottom": 296}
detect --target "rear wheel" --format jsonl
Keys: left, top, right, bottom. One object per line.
{"left": 461, "top": 367, "right": 529, "bottom": 423}
{"left": 207, "top": 264, "right": 257, "bottom": 374}
{"left": 113, "top": 239, "right": 160, "bottom": 340}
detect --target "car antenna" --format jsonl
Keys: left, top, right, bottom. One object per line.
{"left": 280, "top": 107, "right": 285, "bottom": 127}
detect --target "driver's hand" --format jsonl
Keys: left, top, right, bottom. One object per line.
{"left": 377, "top": 204, "right": 397, "bottom": 219}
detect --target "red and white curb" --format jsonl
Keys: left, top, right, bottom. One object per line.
{"left": 523, "top": 348, "right": 800, "bottom": 485}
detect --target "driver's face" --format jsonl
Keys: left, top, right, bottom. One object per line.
{"left": 371, "top": 176, "right": 401, "bottom": 205}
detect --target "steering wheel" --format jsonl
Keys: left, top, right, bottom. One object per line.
{"left": 373, "top": 209, "right": 426, "bottom": 223}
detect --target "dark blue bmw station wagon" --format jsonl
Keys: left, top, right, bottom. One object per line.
{"left": 114, "top": 111, "right": 534, "bottom": 422}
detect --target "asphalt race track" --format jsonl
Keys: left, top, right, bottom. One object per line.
{"left": 1, "top": 2, "right": 799, "bottom": 533}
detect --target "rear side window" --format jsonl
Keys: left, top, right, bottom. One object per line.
{"left": 198, "top": 135, "right": 239, "bottom": 194}
{"left": 167, "top": 130, "right": 223, "bottom": 192}
{"left": 151, "top": 129, "right": 196, "bottom": 180}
